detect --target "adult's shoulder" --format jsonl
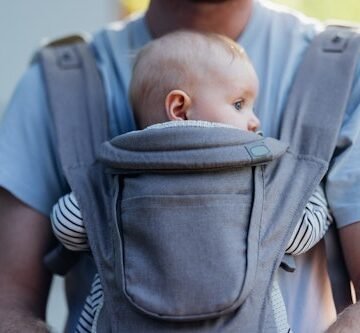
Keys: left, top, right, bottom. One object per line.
{"left": 90, "top": 14, "right": 149, "bottom": 137}
{"left": 91, "top": 13, "right": 151, "bottom": 57}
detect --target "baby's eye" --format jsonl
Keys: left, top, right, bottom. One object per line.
{"left": 234, "top": 100, "right": 245, "bottom": 111}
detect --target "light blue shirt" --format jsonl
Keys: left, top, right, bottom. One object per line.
{"left": 0, "top": 0, "right": 359, "bottom": 332}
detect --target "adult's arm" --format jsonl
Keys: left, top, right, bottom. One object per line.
{"left": 0, "top": 187, "right": 53, "bottom": 332}
{"left": 326, "top": 221, "right": 360, "bottom": 332}
{"left": 339, "top": 222, "right": 360, "bottom": 300}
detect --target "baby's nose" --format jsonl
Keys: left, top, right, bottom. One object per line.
{"left": 248, "top": 114, "right": 260, "bottom": 132}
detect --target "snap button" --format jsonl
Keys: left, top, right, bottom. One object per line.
{"left": 323, "top": 30, "right": 351, "bottom": 52}
{"left": 56, "top": 46, "right": 81, "bottom": 69}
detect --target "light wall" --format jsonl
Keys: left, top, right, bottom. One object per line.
{"left": 0, "top": 0, "right": 119, "bottom": 115}
{"left": 273, "top": 0, "right": 360, "bottom": 22}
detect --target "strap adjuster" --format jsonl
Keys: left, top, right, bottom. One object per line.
{"left": 56, "top": 46, "right": 82, "bottom": 69}
{"left": 323, "top": 30, "right": 352, "bottom": 52}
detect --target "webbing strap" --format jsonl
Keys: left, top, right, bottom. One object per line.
{"left": 40, "top": 41, "right": 108, "bottom": 171}
{"left": 281, "top": 26, "right": 360, "bottom": 313}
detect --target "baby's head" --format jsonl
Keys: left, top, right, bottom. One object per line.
{"left": 130, "top": 30, "right": 260, "bottom": 132}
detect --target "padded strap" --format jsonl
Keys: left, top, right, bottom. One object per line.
{"left": 40, "top": 41, "right": 108, "bottom": 274}
{"left": 40, "top": 41, "right": 108, "bottom": 171}
{"left": 281, "top": 26, "right": 360, "bottom": 161}
{"left": 281, "top": 25, "right": 360, "bottom": 313}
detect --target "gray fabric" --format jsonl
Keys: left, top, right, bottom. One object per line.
{"left": 40, "top": 42, "right": 109, "bottom": 167}
{"left": 93, "top": 122, "right": 326, "bottom": 333}
{"left": 100, "top": 125, "right": 287, "bottom": 171}
{"left": 39, "top": 26, "right": 360, "bottom": 332}
{"left": 280, "top": 27, "right": 360, "bottom": 159}
{"left": 280, "top": 26, "right": 360, "bottom": 313}
{"left": 98, "top": 124, "right": 287, "bottom": 322}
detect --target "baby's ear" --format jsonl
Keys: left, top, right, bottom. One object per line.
{"left": 165, "top": 90, "right": 191, "bottom": 121}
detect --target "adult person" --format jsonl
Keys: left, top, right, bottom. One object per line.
{"left": 0, "top": 0, "right": 359, "bottom": 332}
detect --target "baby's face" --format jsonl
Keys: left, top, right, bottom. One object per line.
{"left": 187, "top": 56, "right": 260, "bottom": 132}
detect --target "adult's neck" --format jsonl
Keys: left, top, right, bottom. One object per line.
{"left": 145, "top": 0, "right": 253, "bottom": 40}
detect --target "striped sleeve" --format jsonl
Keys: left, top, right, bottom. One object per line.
{"left": 286, "top": 186, "right": 333, "bottom": 255}
{"left": 50, "top": 192, "right": 90, "bottom": 251}
{"left": 75, "top": 274, "right": 104, "bottom": 333}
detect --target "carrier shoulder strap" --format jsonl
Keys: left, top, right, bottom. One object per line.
{"left": 39, "top": 37, "right": 109, "bottom": 169}
{"left": 39, "top": 36, "right": 109, "bottom": 274}
{"left": 281, "top": 25, "right": 360, "bottom": 313}
{"left": 280, "top": 25, "right": 360, "bottom": 159}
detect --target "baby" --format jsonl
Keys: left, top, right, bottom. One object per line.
{"left": 51, "top": 31, "right": 332, "bottom": 333}
{"left": 130, "top": 30, "right": 260, "bottom": 132}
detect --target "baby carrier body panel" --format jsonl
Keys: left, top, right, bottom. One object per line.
{"left": 39, "top": 25, "right": 360, "bottom": 332}
{"left": 88, "top": 124, "right": 325, "bottom": 333}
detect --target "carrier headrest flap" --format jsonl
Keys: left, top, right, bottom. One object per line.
{"left": 98, "top": 122, "right": 288, "bottom": 172}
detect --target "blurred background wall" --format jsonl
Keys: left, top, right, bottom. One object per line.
{"left": 273, "top": 0, "right": 360, "bottom": 22}
{"left": 119, "top": 0, "right": 360, "bottom": 22}
{"left": 0, "top": 0, "right": 120, "bottom": 116}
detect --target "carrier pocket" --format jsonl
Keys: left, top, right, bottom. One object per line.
{"left": 117, "top": 192, "right": 258, "bottom": 321}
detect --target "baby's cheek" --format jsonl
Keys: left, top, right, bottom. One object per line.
{"left": 231, "top": 115, "right": 250, "bottom": 131}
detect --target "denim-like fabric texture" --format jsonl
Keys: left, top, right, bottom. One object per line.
{"left": 93, "top": 125, "right": 325, "bottom": 332}
{"left": 40, "top": 23, "right": 359, "bottom": 333}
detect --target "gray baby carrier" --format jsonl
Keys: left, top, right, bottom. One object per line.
{"left": 40, "top": 26, "right": 359, "bottom": 332}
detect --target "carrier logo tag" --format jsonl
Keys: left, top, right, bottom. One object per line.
{"left": 245, "top": 142, "right": 272, "bottom": 163}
